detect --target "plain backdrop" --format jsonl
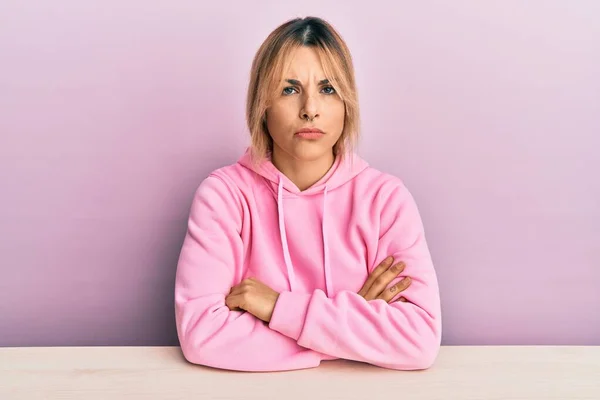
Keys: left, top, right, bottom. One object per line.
{"left": 1, "top": 1, "right": 599, "bottom": 346}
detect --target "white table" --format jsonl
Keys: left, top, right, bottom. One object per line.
{"left": 1, "top": 346, "right": 599, "bottom": 399}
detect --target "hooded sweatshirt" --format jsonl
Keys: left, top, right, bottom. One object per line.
{"left": 174, "top": 148, "right": 442, "bottom": 372}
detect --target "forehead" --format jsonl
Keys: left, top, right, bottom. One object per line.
{"left": 283, "top": 46, "right": 326, "bottom": 77}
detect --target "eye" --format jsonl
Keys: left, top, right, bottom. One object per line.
{"left": 282, "top": 86, "right": 298, "bottom": 95}
{"left": 321, "top": 86, "right": 336, "bottom": 95}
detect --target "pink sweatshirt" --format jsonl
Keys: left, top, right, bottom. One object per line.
{"left": 174, "top": 148, "right": 442, "bottom": 372}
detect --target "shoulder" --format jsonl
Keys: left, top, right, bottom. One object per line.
{"left": 354, "top": 165, "right": 414, "bottom": 207}
{"left": 190, "top": 162, "right": 250, "bottom": 213}
{"left": 356, "top": 166, "right": 426, "bottom": 235}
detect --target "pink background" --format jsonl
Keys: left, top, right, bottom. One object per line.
{"left": 1, "top": 1, "right": 599, "bottom": 346}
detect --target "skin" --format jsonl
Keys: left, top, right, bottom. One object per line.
{"left": 225, "top": 46, "right": 411, "bottom": 322}
{"left": 266, "top": 45, "right": 345, "bottom": 192}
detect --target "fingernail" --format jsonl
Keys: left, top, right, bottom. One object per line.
{"left": 386, "top": 256, "right": 394, "bottom": 264}
{"left": 392, "top": 263, "right": 405, "bottom": 274}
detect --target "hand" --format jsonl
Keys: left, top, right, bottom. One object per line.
{"left": 358, "top": 256, "right": 412, "bottom": 303}
{"left": 225, "top": 278, "right": 280, "bottom": 323}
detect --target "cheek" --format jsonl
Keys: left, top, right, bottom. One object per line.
{"left": 326, "top": 101, "right": 346, "bottom": 130}
{"left": 336, "top": 106, "right": 345, "bottom": 124}
{"left": 267, "top": 103, "right": 295, "bottom": 132}
{"left": 325, "top": 97, "right": 345, "bottom": 116}
{"left": 335, "top": 100, "right": 346, "bottom": 118}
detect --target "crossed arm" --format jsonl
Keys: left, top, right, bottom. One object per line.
{"left": 174, "top": 176, "right": 441, "bottom": 372}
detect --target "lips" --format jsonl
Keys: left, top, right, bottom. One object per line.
{"left": 295, "top": 128, "right": 324, "bottom": 134}
{"left": 295, "top": 128, "right": 325, "bottom": 139}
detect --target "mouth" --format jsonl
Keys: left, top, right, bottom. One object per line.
{"left": 295, "top": 128, "right": 325, "bottom": 139}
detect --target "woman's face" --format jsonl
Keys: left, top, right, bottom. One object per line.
{"left": 266, "top": 46, "right": 345, "bottom": 162}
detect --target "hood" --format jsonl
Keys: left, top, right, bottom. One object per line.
{"left": 237, "top": 148, "right": 369, "bottom": 297}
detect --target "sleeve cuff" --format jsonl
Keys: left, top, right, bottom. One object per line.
{"left": 268, "top": 291, "right": 312, "bottom": 341}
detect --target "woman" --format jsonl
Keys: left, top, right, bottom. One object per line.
{"left": 174, "top": 16, "right": 442, "bottom": 372}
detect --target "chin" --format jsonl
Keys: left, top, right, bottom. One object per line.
{"left": 288, "top": 142, "right": 334, "bottom": 162}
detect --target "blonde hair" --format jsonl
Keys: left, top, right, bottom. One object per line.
{"left": 245, "top": 16, "right": 360, "bottom": 165}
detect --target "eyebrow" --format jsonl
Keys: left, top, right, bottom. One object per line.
{"left": 285, "top": 78, "right": 330, "bottom": 86}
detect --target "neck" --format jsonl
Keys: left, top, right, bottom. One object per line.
{"left": 271, "top": 147, "right": 335, "bottom": 191}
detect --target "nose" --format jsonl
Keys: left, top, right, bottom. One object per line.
{"left": 300, "top": 94, "right": 319, "bottom": 121}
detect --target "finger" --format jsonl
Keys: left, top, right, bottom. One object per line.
{"left": 229, "top": 279, "right": 252, "bottom": 296}
{"left": 378, "top": 276, "right": 412, "bottom": 303}
{"left": 225, "top": 293, "right": 245, "bottom": 310}
{"left": 228, "top": 284, "right": 243, "bottom": 296}
{"left": 225, "top": 300, "right": 244, "bottom": 312}
{"left": 364, "top": 262, "right": 406, "bottom": 300}
{"left": 225, "top": 293, "right": 244, "bottom": 311}
{"left": 225, "top": 294, "right": 237, "bottom": 310}
{"left": 227, "top": 304, "right": 244, "bottom": 312}
{"left": 358, "top": 256, "right": 394, "bottom": 297}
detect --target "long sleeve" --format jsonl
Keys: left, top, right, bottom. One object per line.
{"left": 174, "top": 175, "right": 326, "bottom": 372}
{"left": 268, "top": 181, "right": 442, "bottom": 370}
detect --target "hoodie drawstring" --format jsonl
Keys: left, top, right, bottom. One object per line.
{"left": 277, "top": 178, "right": 296, "bottom": 292}
{"left": 322, "top": 185, "right": 333, "bottom": 297}
{"left": 277, "top": 176, "right": 333, "bottom": 297}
